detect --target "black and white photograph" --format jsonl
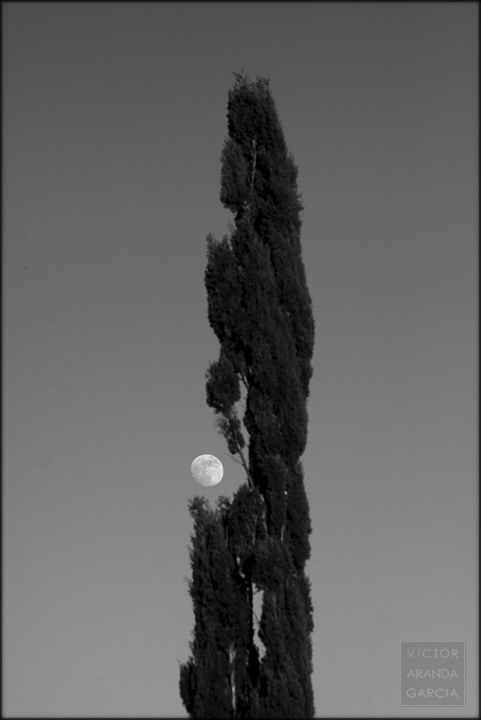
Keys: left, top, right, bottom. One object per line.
{"left": 3, "top": 2, "right": 477, "bottom": 717}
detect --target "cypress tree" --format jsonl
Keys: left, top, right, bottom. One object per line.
{"left": 180, "top": 72, "right": 315, "bottom": 718}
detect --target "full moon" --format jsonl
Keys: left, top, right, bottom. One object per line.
{"left": 191, "top": 454, "right": 224, "bottom": 487}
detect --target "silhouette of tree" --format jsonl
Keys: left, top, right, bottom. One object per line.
{"left": 180, "top": 73, "right": 315, "bottom": 717}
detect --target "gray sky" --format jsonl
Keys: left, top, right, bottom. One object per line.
{"left": 3, "top": 3, "right": 478, "bottom": 717}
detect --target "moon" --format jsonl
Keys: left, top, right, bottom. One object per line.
{"left": 191, "top": 454, "right": 224, "bottom": 487}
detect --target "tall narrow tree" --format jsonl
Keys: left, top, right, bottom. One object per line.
{"left": 180, "top": 73, "right": 315, "bottom": 718}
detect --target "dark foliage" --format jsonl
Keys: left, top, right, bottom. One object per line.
{"left": 180, "top": 73, "right": 315, "bottom": 717}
